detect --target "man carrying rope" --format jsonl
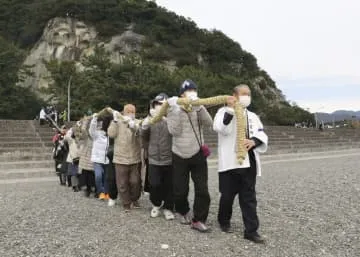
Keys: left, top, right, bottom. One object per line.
{"left": 166, "top": 79, "right": 213, "bottom": 232}
{"left": 213, "top": 85, "right": 268, "bottom": 243}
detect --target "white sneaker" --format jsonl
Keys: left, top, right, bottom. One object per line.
{"left": 108, "top": 199, "right": 116, "bottom": 207}
{"left": 163, "top": 209, "right": 175, "bottom": 220}
{"left": 150, "top": 206, "right": 161, "bottom": 218}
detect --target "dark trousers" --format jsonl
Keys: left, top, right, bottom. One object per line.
{"left": 217, "top": 168, "right": 259, "bottom": 236}
{"left": 106, "top": 162, "right": 118, "bottom": 200}
{"left": 172, "top": 151, "right": 210, "bottom": 222}
{"left": 144, "top": 158, "right": 151, "bottom": 193}
{"left": 149, "top": 164, "right": 174, "bottom": 210}
{"left": 83, "top": 169, "right": 95, "bottom": 193}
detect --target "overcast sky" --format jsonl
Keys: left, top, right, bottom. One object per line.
{"left": 155, "top": 0, "right": 360, "bottom": 113}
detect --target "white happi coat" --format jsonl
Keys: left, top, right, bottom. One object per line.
{"left": 213, "top": 107, "right": 268, "bottom": 176}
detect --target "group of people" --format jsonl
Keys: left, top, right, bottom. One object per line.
{"left": 51, "top": 80, "right": 268, "bottom": 244}
{"left": 39, "top": 106, "right": 68, "bottom": 126}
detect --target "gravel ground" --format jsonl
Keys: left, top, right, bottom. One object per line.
{"left": 0, "top": 155, "right": 359, "bottom": 257}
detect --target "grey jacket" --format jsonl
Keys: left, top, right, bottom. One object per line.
{"left": 141, "top": 118, "right": 172, "bottom": 166}
{"left": 167, "top": 106, "right": 213, "bottom": 159}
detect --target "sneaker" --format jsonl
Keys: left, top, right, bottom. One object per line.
{"left": 163, "top": 209, "right": 175, "bottom": 220}
{"left": 108, "top": 199, "right": 116, "bottom": 207}
{"left": 180, "top": 212, "right": 192, "bottom": 225}
{"left": 104, "top": 194, "right": 110, "bottom": 200}
{"left": 150, "top": 206, "right": 161, "bottom": 218}
{"left": 99, "top": 193, "right": 106, "bottom": 200}
{"left": 191, "top": 221, "right": 210, "bottom": 233}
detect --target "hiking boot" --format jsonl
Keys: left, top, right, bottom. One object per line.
{"left": 104, "top": 194, "right": 110, "bottom": 200}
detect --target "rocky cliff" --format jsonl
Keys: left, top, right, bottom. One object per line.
{"left": 22, "top": 17, "right": 145, "bottom": 90}
{"left": 21, "top": 17, "right": 284, "bottom": 109}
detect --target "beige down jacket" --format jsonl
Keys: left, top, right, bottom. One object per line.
{"left": 78, "top": 118, "right": 94, "bottom": 172}
{"left": 167, "top": 106, "right": 213, "bottom": 159}
{"left": 64, "top": 129, "right": 80, "bottom": 163}
{"left": 107, "top": 119, "right": 141, "bottom": 165}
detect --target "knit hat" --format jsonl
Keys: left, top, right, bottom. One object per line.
{"left": 179, "top": 79, "right": 197, "bottom": 96}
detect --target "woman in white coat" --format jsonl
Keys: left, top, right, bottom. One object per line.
{"left": 213, "top": 85, "right": 268, "bottom": 244}
{"left": 89, "top": 114, "right": 110, "bottom": 200}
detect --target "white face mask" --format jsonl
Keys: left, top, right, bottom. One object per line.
{"left": 126, "top": 114, "right": 135, "bottom": 120}
{"left": 149, "top": 108, "right": 156, "bottom": 117}
{"left": 154, "top": 105, "right": 162, "bottom": 112}
{"left": 185, "top": 91, "right": 198, "bottom": 100}
{"left": 239, "top": 95, "right": 251, "bottom": 108}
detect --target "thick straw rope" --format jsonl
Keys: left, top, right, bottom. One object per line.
{"left": 73, "top": 96, "right": 247, "bottom": 164}
{"left": 149, "top": 95, "right": 247, "bottom": 164}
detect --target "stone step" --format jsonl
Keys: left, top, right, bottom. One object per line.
{"left": 0, "top": 160, "right": 54, "bottom": 170}
{"left": 0, "top": 153, "right": 53, "bottom": 162}
{"left": 0, "top": 132, "right": 39, "bottom": 137}
{"left": 268, "top": 142, "right": 360, "bottom": 150}
{"left": 207, "top": 145, "right": 359, "bottom": 158}
{"left": 0, "top": 147, "right": 52, "bottom": 155}
{"left": 0, "top": 142, "right": 53, "bottom": 147}
{"left": 0, "top": 168, "right": 55, "bottom": 179}
{"left": 207, "top": 148, "right": 360, "bottom": 168}
{"left": 0, "top": 137, "right": 42, "bottom": 142}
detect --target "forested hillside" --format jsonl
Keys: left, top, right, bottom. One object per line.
{"left": 0, "top": 0, "right": 313, "bottom": 124}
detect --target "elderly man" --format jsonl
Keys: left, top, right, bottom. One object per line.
{"left": 141, "top": 93, "right": 175, "bottom": 220}
{"left": 108, "top": 104, "right": 142, "bottom": 211}
{"left": 213, "top": 85, "right": 268, "bottom": 243}
{"left": 166, "top": 79, "right": 213, "bottom": 232}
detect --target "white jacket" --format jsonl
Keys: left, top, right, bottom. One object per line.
{"left": 89, "top": 117, "right": 109, "bottom": 164}
{"left": 213, "top": 107, "right": 268, "bottom": 176}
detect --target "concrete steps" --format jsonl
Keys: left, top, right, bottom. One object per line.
{"left": 0, "top": 120, "right": 359, "bottom": 181}
{"left": 0, "top": 147, "right": 52, "bottom": 155}
{"left": 0, "top": 160, "right": 54, "bottom": 170}
{"left": 0, "top": 153, "right": 53, "bottom": 162}
{"left": 0, "top": 168, "right": 55, "bottom": 179}
{"left": 0, "top": 142, "right": 53, "bottom": 147}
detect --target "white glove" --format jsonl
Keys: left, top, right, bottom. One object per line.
{"left": 142, "top": 117, "right": 150, "bottom": 129}
{"left": 128, "top": 120, "right": 135, "bottom": 129}
{"left": 122, "top": 115, "right": 131, "bottom": 122}
{"left": 167, "top": 97, "right": 179, "bottom": 107}
{"left": 113, "top": 111, "right": 119, "bottom": 121}
{"left": 92, "top": 113, "right": 97, "bottom": 118}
